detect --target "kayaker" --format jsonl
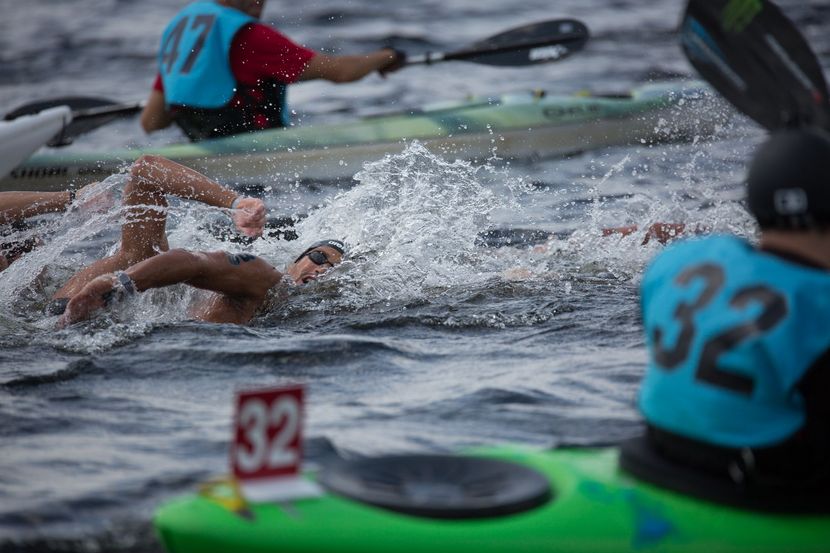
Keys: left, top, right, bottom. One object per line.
{"left": 625, "top": 128, "right": 830, "bottom": 507}
{"left": 140, "top": 0, "right": 404, "bottom": 140}
{"left": 56, "top": 239, "right": 345, "bottom": 327}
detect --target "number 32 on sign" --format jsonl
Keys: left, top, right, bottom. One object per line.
{"left": 231, "top": 384, "right": 321, "bottom": 502}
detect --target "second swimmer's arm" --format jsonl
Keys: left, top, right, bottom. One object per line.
{"left": 0, "top": 191, "right": 74, "bottom": 225}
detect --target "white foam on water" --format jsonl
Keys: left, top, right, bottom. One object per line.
{"left": 491, "top": 134, "right": 759, "bottom": 285}
{"left": 0, "top": 175, "right": 127, "bottom": 310}
{"left": 1, "top": 134, "right": 759, "bottom": 348}
{"left": 256, "top": 141, "right": 531, "bottom": 309}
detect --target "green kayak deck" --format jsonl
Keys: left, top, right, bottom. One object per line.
{"left": 155, "top": 446, "right": 830, "bottom": 553}
{"left": 3, "top": 80, "right": 721, "bottom": 191}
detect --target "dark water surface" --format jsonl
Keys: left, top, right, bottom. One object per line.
{"left": 1, "top": 0, "right": 828, "bottom": 551}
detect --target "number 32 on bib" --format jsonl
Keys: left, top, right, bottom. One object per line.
{"left": 230, "top": 385, "right": 320, "bottom": 501}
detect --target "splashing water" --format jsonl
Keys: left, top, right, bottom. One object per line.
{"left": 0, "top": 175, "right": 127, "bottom": 312}
{"left": 0, "top": 136, "right": 759, "bottom": 346}
{"left": 504, "top": 133, "right": 760, "bottom": 285}
{"left": 262, "top": 142, "right": 531, "bottom": 308}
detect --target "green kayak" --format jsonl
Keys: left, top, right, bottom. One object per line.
{"left": 154, "top": 445, "right": 830, "bottom": 553}
{"left": 3, "top": 80, "right": 721, "bottom": 191}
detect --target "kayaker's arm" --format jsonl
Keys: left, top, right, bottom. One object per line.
{"left": 140, "top": 89, "right": 174, "bottom": 133}
{"left": 297, "top": 49, "right": 403, "bottom": 83}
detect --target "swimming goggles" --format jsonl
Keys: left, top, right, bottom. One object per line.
{"left": 302, "top": 249, "right": 333, "bottom": 267}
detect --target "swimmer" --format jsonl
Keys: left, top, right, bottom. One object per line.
{"left": 36, "top": 154, "right": 265, "bottom": 315}
{"left": 57, "top": 239, "right": 345, "bottom": 326}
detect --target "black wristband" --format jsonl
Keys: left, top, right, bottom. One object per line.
{"left": 103, "top": 271, "right": 137, "bottom": 307}
{"left": 68, "top": 189, "right": 76, "bottom": 204}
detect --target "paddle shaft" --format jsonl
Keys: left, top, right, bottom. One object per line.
{"left": 73, "top": 101, "right": 145, "bottom": 120}
{"left": 406, "top": 31, "right": 588, "bottom": 66}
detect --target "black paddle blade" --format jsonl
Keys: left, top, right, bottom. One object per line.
{"left": 4, "top": 96, "right": 135, "bottom": 146}
{"left": 457, "top": 19, "right": 589, "bottom": 66}
{"left": 681, "top": 0, "right": 830, "bottom": 130}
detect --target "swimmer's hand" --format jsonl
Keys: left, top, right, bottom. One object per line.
{"left": 600, "top": 223, "right": 694, "bottom": 245}
{"left": 56, "top": 275, "right": 114, "bottom": 328}
{"left": 232, "top": 197, "right": 266, "bottom": 238}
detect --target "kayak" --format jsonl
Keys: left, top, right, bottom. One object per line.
{"left": 154, "top": 445, "right": 830, "bottom": 553}
{"left": 2, "top": 80, "right": 721, "bottom": 191}
{"left": 0, "top": 106, "right": 71, "bottom": 182}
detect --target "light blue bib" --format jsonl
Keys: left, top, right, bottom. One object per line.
{"left": 640, "top": 235, "right": 830, "bottom": 448}
{"left": 158, "top": 1, "right": 255, "bottom": 109}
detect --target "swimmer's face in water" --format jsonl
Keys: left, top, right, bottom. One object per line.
{"left": 285, "top": 245, "right": 343, "bottom": 284}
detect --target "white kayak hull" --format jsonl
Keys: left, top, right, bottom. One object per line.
{"left": 0, "top": 106, "right": 71, "bottom": 181}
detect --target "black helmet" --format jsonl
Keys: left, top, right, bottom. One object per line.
{"left": 746, "top": 128, "right": 830, "bottom": 229}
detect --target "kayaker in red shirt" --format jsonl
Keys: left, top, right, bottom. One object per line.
{"left": 140, "top": 0, "right": 403, "bottom": 140}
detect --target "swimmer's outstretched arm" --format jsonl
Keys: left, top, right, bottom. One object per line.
{"left": 129, "top": 155, "right": 266, "bottom": 237}
{"left": 58, "top": 249, "right": 282, "bottom": 327}
{"left": 600, "top": 223, "right": 710, "bottom": 245}
{"left": 0, "top": 191, "right": 73, "bottom": 225}
{"left": 0, "top": 186, "right": 101, "bottom": 225}
{"left": 0, "top": 180, "right": 116, "bottom": 228}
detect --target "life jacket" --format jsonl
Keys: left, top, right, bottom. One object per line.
{"left": 158, "top": 1, "right": 288, "bottom": 140}
{"left": 639, "top": 234, "right": 830, "bottom": 448}
{"left": 171, "top": 83, "right": 288, "bottom": 140}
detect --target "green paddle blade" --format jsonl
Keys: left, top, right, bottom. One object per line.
{"left": 681, "top": 0, "right": 830, "bottom": 130}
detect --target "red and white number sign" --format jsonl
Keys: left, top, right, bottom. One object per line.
{"left": 231, "top": 384, "right": 304, "bottom": 482}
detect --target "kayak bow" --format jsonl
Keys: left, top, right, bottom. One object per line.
{"left": 154, "top": 445, "right": 830, "bottom": 553}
